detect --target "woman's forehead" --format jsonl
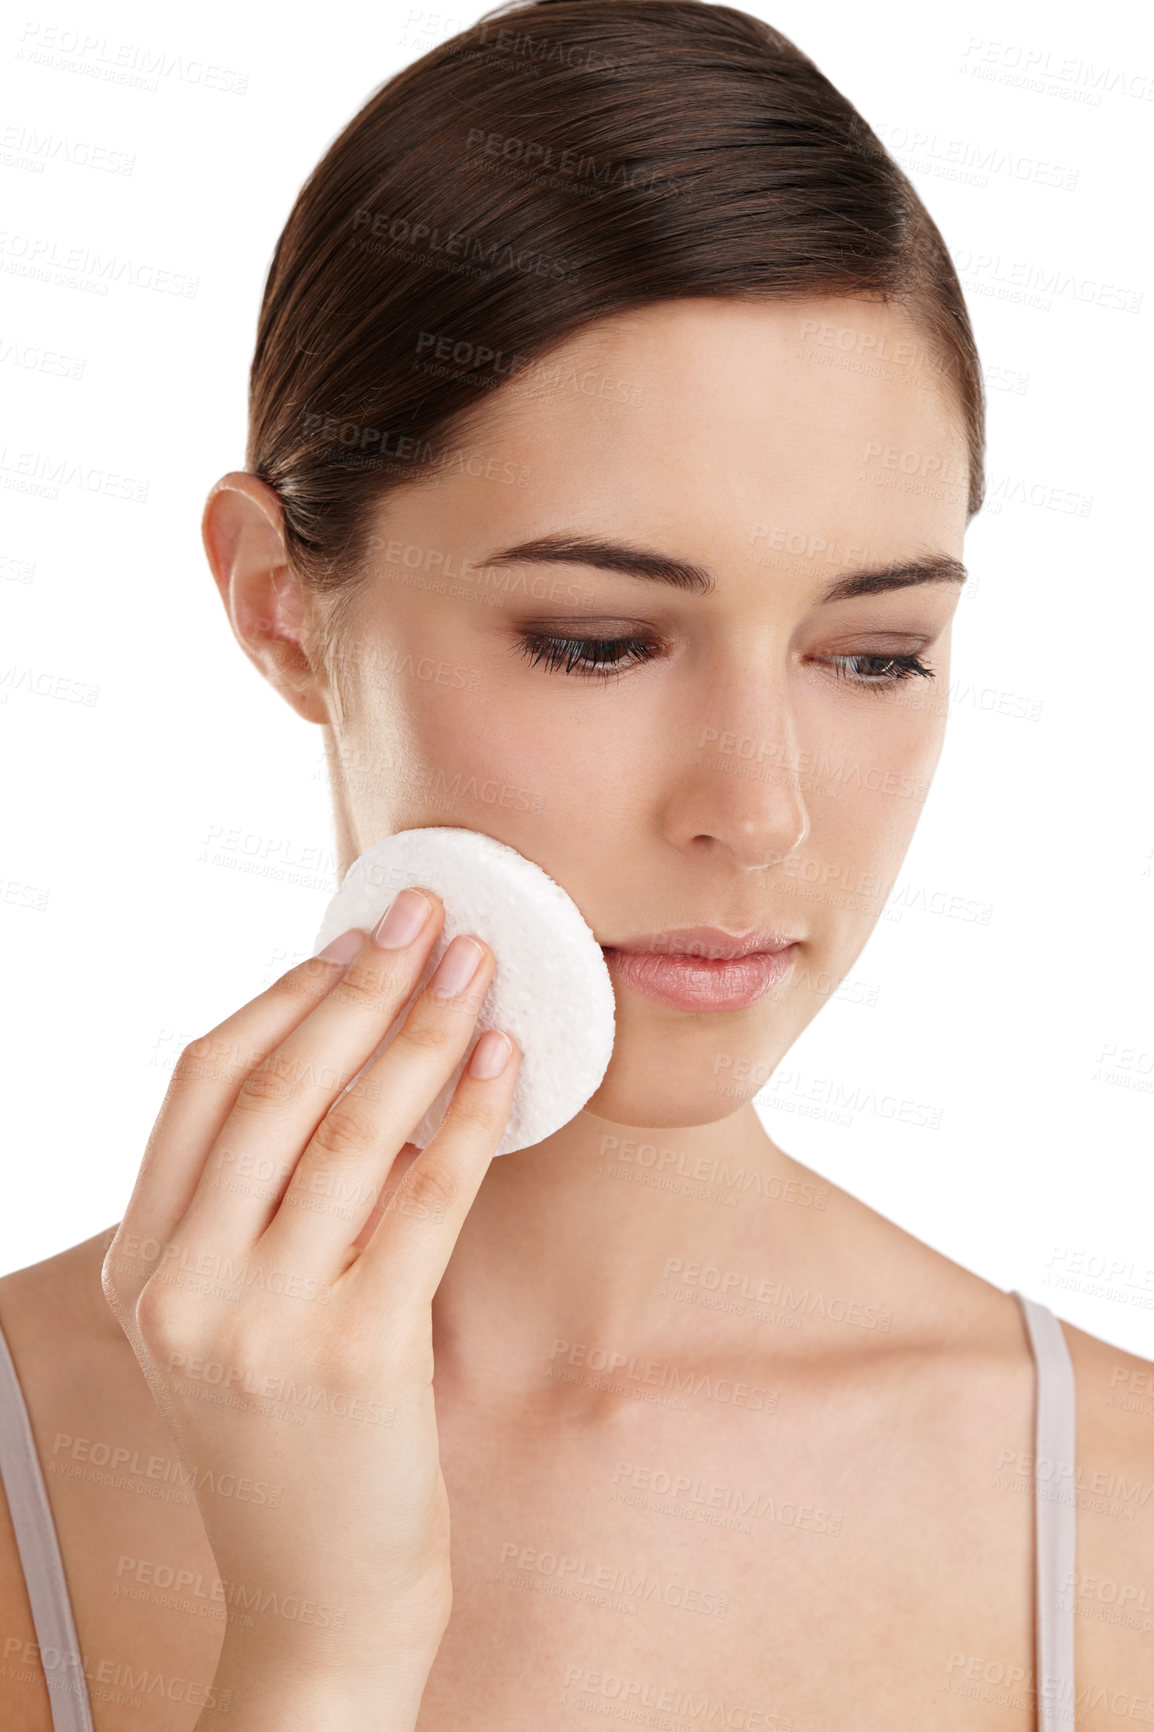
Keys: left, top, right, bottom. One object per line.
{"left": 372, "top": 298, "right": 970, "bottom": 566}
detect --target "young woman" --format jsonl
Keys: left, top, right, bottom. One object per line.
{"left": 1, "top": 2, "right": 1150, "bottom": 1727}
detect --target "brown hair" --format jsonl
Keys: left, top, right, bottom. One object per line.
{"left": 247, "top": 0, "right": 985, "bottom": 631}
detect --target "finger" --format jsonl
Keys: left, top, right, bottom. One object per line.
{"left": 103, "top": 939, "right": 372, "bottom": 1312}
{"left": 347, "top": 1027, "right": 521, "bottom": 1308}
{"left": 347, "top": 1142, "right": 425, "bottom": 1257}
{"left": 261, "top": 934, "right": 498, "bottom": 1274}
{"left": 177, "top": 889, "right": 448, "bottom": 1254}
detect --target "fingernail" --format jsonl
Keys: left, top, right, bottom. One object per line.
{"left": 373, "top": 888, "right": 434, "bottom": 949}
{"left": 469, "top": 1029, "right": 511, "bottom": 1079}
{"left": 430, "top": 935, "right": 484, "bottom": 999}
{"left": 317, "top": 927, "right": 364, "bottom": 964}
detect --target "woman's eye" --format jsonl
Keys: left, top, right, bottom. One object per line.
{"left": 515, "top": 632, "right": 662, "bottom": 680}
{"left": 513, "top": 634, "right": 935, "bottom": 691}
{"left": 823, "top": 652, "right": 936, "bottom": 691}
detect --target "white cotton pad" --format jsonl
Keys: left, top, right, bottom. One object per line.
{"left": 312, "top": 827, "right": 616, "bottom": 1156}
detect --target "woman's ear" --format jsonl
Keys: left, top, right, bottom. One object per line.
{"left": 201, "top": 471, "right": 331, "bottom": 724}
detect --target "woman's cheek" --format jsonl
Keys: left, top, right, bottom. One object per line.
{"left": 378, "top": 671, "right": 545, "bottom": 831}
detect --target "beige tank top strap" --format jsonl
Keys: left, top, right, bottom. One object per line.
{"left": 1011, "top": 1288, "right": 1077, "bottom": 1730}
{"left": 0, "top": 1313, "right": 96, "bottom": 1731}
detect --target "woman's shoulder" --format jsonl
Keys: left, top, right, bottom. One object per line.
{"left": 0, "top": 1225, "right": 120, "bottom": 1351}
{"left": 1060, "top": 1314, "right": 1154, "bottom": 1511}
{"left": 880, "top": 1241, "right": 1154, "bottom": 1688}
{"left": 0, "top": 1227, "right": 225, "bottom": 1731}
{"left": 0, "top": 1463, "right": 54, "bottom": 1729}
{"left": 1052, "top": 1317, "right": 1154, "bottom": 1697}
{"left": 0, "top": 1233, "right": 115, "bottom": 1732}
{"left": 0, "top": 1225, "right": 133, "bottom": 1489}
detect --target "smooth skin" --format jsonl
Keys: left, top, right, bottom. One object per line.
{"left": 103, "top": 896, "right": 519, "bottom": 1728}
{"left": 1, "top": 298, "right": 1150, "bottom": 1731}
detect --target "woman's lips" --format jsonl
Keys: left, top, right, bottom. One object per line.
{"left": 601, "top": 944, "right": 799, "bottom": 1011}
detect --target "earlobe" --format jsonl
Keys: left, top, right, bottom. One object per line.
{"left": 201, "top": 471, "right": 332, "bottom": 726}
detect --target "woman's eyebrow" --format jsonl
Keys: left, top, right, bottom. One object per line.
{"left": 472, "top": 533, "right": 966, "bottom": 602}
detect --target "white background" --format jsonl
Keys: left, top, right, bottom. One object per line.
{"left": 1, "top": 0, "right": 1151, "bottom": 1353}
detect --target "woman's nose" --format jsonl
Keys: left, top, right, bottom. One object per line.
{"left": 662, "top": 721, "right": 811, "bottom": 870}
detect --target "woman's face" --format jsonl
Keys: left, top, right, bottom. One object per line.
{"left": 309, "top": 295, "right": 970, "bottom": 1129}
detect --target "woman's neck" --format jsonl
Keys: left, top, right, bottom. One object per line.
{"left": 430, "top": 1104, "right": 858, "bottom": 1405}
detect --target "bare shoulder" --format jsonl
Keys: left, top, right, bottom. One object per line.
{"left": 0, "top": 1465, "right": 54, "bottom": 1730}
{"left": 0, "top": 1234, "right": 115, "bottom": 1732}
{"left": 1059, "top": 1312, "right": 1154, "bottom": 1469}
{"left": 0, "top": 1226, "right": 121, "bottom": 1366}
{"left": 853, "top": 1195, "right": 1154, "bottom": 1713}
{"left": 0, "top": 1229, "right": 131, "bottom": 1484}
{"left": 1061, "top": 1313, "right": 1154, "bottom": 1512}
{"left": 1057, "top": 1315, "right": 1154, "bottom": 1711}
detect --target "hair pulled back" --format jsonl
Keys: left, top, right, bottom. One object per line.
{"left": 247, "top": 0, "right": 985, "bottom": 616}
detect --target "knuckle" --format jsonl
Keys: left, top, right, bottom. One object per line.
{"left": 236, "top": 1053, "right": 309, "bottom": 1112}
{"left": 135, "top": 1279, "right": 265, "bottom": 1381}
{"left": 397, "top": 1012, "right": 456, "bottom": 1056}
{"left": 271, "top": 961, "right": 337, "bottom": 1003}
{"left": 173, "top": 1032, "right": 235, "bottom": 1085}
{"left": 134, "top": 1276, "right": 197, "bottom": 1357}
{"left": 310, "top": 1103, "right": 377, "bottom": 1160}
{"left": 329, "top": 967, "right": 393, "bottom": 1014}
{"left": 445, "top": 1089, "right": 503, "bottom": 1136}
{"left": 175, "top": 1027, "right": 277, "bottom": 1090}
{"left": 399, "top": 1157, "right": 460, "bottom": 1219}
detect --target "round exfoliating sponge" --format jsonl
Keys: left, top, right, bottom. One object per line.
{"left": 311, "top": 827, "right": 616, "bottom": 1156}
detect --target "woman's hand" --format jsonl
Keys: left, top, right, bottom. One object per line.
{"left": 101, "top": 887, "right": 520, "bottom": 1728}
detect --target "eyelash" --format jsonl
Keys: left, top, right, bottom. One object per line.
{"left": 515, "top": 632, "right": 935, "bottom": 691}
